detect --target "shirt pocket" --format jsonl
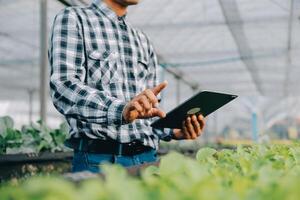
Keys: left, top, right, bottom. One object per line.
{"left": 135, "top": 58, "right": 149, "bottom": 92}
{"left": 87, "top": 50, "right": 120, "bottom": 87}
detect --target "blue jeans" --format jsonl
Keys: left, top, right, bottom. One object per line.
{"left": 72, "top": 149, "right": 158, "bottom": 173}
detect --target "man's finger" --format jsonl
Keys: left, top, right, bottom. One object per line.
{"left": 144, "top": 89, "right": 158, "bottom": 107}
{"left": 198, "top": 114, "right": 205, "bottom": 130}
{"left": 150, "top": 108, "right": 166, "bottom": 118}
{"left": 132, "top": 101, "right": 143, "bottom": 113}
{"left": 139, "top": 95, "right": 152, "bottom": 111}
{"left": 191, "top": 115, "right": 201, "bottom": 136}
{"left": 182, "top": 120, "right": 191, "bottom": 139}
{"left": 152, "top": 81, "right": 168, "bottom": 96}
{"left": 185, "top": 117, "right": 197, "bottom": 139}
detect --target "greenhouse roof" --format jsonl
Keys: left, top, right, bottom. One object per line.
{"left": 1, "top": 0, "right": 300, "bottom": 99}
{"left": 0, "top": 0, "right": 300, "bottom": 128}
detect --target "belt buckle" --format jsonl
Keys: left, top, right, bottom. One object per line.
{"left": 129, "top": 141, "right": 136, "bottom": 146}
{"left": 123, "top": 141, "right": 137, "bottom": 156}
{"left": 119, "top": 141, "right": 143, "bottom": 156}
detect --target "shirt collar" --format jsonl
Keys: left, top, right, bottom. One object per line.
{"left": 93, "top": 0, "right": 127, "bottom": 22}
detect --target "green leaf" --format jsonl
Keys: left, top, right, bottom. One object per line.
{"left": 59, "top": 121, "right": 69, "bottom": 134}
{"left": 23, "top": 177, "right": 79, "bottom": 200}
{"left": 79, "top": 179, "right": 106, "bottom": 200}
{"left": 196, "top": 147, "right": 217, "bottom": 161}
{"left": 159, "top": 152, "right": 186, "bottom": 177}
{"left": 290, "top": 147, "right": 300, "bottom": 165}
{"left": 0, "top": 116, "right": 14, "bottom": 136}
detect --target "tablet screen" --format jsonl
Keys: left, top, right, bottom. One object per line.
{"left": 151, "top": 91, "right": 238, "bottom": 129}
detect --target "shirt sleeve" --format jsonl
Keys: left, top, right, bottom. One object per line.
{"left": 49, "top": 8, "right": 126, "bottom": 126}
{"left": 144, "top": 36, "right": 174, "bottom": 141}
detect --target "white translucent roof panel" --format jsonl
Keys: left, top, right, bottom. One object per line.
{"left": 183, "top": 61, "right": 258, "bottom": 96}
{"left": 130, "top": 0, "right": 225, "bottom": 26}
{"left": 1, "top": 0, "right": 299, "bottom": 97}
{"left": 128, "top": 0, "right": 300, "bottom": 97}
{"left": 0, "top": 0, "right": 300, "bottom": 130}
{"left": 142, "top": 24, "right": 239, "bottom": 64}
{"left": 0, "top": 0, "right": 64, "bottom": 98}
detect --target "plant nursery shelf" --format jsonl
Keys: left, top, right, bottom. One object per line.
{"left": 0, "top": 151, "right": 73, "bottom": 164}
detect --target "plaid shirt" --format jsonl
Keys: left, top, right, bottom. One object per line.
{"left": 49, "top": 0, "right": 172, "bottom": 149}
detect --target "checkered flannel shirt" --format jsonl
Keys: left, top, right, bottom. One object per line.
{"left": 48, "top": 0, "right": 173, "bottom": 149}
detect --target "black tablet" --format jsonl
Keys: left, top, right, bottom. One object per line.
{"left": 151, "top": 91, "right": 238, "bottom": 129}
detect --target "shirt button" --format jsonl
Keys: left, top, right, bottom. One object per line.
{"left": 119, "top": 21, "right": 126, "bottom": 27}
{"left": 111, "top": 52, "right": 118, "bottom": 59}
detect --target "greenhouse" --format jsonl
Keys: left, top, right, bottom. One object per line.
{"left": 0, "top": 0, "right": 300, "bottom": 199}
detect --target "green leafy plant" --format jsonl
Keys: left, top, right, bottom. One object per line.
{"left": 0, "top": 116, "right": 70, "bottom": 155}
{"left": 2, "top": 144, "right": 300, "bottom": 199}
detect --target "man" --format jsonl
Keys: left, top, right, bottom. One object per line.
{"left": 49, "top": 0, "right": 206, "bottom": 173}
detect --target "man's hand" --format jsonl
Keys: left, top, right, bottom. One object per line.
{"left": 122, "top": 81, "right": 168, "bottom": 123}
{"left": 172, "top": 114, "right": 206, "bottom": 140}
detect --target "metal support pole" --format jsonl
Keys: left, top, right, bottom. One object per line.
{"left": 252, "top": 112, "right": 258, "bottom": 142}
{"left": 287, "top": 0, "right": 294, "bottom": 52}
{"left": 39, "top": 0, "right": 48, "bottom": 123}
{"left": 214, "top": 112, "right": 218, "bottom": 136}
{"left": 284, "top": 0, "right": 295, "bottom": 96}
{"left": 160, "top": 66, "right": 165, "bottom": 108}
{"left": 176, "top": 76, "right": 180, "bottom": 105}
{"left": 28, "top": 89, "right": 34, "bottom": 124}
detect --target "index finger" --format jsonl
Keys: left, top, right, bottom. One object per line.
{"left": 198, "top": 114, "right": 205, "bottom": 129}
{"left": 152, "top": 81, "right": 168, "bottom": 96}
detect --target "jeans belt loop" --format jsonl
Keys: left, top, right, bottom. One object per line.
{"left": 117, "top": 143, "right": 122, "bottom": 155}
{"left": 79, "top": 139, "right": 83, "bottom": 152}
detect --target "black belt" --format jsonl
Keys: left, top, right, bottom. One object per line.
{"left": 67, "top": 138, "right": 154, "bottom": 156}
